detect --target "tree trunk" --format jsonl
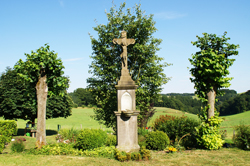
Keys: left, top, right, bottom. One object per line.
{"left": 207, "top": 89, "right": 216, "bottom": 119}
{"left": 35, "top": 75, "right": 48, "bottom": 148}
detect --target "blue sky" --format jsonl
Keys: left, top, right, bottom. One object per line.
{"left": 0, "top": 0, "right": 249, "bottom": 94}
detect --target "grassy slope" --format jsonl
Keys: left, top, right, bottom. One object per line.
{"left": 1, "top": 107, "right": 250, "bottom": 165}
{"left": 1, "top": 107, "right": 250, "bottom": 141}
{"left": 1, "top": 148, "right": 249, "bottom": 166}
{"left": 220, "top": 111, "right": 250, "bottom": 139}
{"left": 0, "top": 108, "right": 110, "bottom": 134}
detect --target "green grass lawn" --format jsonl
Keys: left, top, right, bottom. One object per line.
{"left": 220, "top": 111, "right": 250, "bottom": 140}
{"left": 1, "top": 107, "right": 249, "bottom": 141}
{"left": 0, "top": 107, "right": 111, "bottom": 136}
{"left": 149, "top": 107, "right": 199, "bottom": 127}
{"left": 1, "top": 107, "right": 250, "bottom": 165}
{"left": 1, "top": 148, "right": 249, "bottom": 166}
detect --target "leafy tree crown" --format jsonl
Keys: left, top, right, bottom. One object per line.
{"left": 189, "top": 32, "right": 239, "bottom": 103}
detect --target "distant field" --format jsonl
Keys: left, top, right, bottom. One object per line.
{"left": 1, "top": 107, "right": 249, "bottom": 141}
{"left": 148, "top": 107, "right": 199, "bottom": 126}
{"left": 220, "top": 111, "right": 250, "bottom": 139}
{"left": 0, "top": 108, "right": 110, "bottom": 134}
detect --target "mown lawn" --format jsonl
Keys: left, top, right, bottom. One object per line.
{"left": 0, "top": 148, "right": 249, "bottom": 166}
{"left": 1, "top": 107, "right": 250, "bottom": 141}
{"left": 1, "top": 107, "right": 250, "bottom": 165}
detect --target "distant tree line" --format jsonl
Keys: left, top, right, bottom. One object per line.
{"left": 68, "top": 88, "right": 95, "bottom": 108}
{"left": 154, "top": 94, "right": 202, "bottom": 114}
{"left": 217, "top": 90, "right": 250, "bottom": 115}
{"left": 153, "top": 89, "right": 250, "bottom": 116}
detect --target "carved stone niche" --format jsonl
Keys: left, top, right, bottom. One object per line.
{"left": 114, "top": 85, "right": 140, "bottom": 152}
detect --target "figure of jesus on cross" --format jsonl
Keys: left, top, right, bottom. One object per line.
{"left": 113, "top": 31, "right": 135, "bottom": 70}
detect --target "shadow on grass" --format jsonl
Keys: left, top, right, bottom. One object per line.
{"left": 17, "top": 128, "right": 58, "bottom": 136}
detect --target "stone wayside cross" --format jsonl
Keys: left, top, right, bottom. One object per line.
{"left": 113, "top": 31, "right": 135, "bottom": 70}
{"left": 113, "top": 31, "right": 140, "bottom": 153}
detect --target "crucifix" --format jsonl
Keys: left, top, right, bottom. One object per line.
{"left": 113, "top": 31, "right": 135, "bottom": 70}
{"left": 113, "top": 31, "right": 140, "bottom": 153}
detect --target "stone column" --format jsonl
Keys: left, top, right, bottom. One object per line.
{"left": 114, "top": 73, "right": 140, "bottom": 152}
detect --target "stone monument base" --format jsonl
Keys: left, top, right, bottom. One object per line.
{"left": 114, "top": 111, "right": 140, "bottom": 153}
{"left": 116, "top": 144, "right": 140, "bottom": 153}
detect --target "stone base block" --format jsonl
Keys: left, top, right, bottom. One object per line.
{"left": 116, "top": 144, "right": 140, "bottom": 153}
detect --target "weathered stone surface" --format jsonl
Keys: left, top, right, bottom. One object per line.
{"left": 113, "top": 31, "right": 140, "bottom": 152}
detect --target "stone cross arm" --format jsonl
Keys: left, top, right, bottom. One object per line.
{"left": 112, "top": 31, "right": 135, "bottom": 69}
{"left": 112, "top": 38, "right": 135, "bottom": 46}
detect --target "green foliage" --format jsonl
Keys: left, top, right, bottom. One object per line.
{"left": 145, "top": 130, "right": 170, "bottom": 150}
{"left": 138, "top": 127, "right": 149, "bottom": 137}
{"left": 0, "top": 120, "right": 17, "bottom": 153}
{"left": 0, "top": 120, "right": 17, "bottom": 143}
{"left": 105, "top": 134, "right": 116, "bottom": 146}
{"left": 46, "top": 92, "right": 73, "bottom": 119}
{"left": 189, "top": 32, "right": 239, "bottom": 103}
{"left": 87, "top": 2, "right": 171, "bottom": 129}
{"left": 233, "top": 124, "right": 250, "bottom": 150}
{"left": 154, "top": 94, "right": 202, "bottom": 114}
{"left": 28, "top": 143, "right": 78, "bottom": 155}
{"left": 215, "top": 89, "right": 237, "bottom": 108}
{"left": 58, "top": 128, "right": 79, "bottom": 143}
{"left": 0, "top": 67, "right": 73, "bottom": 122}
{"left": 138, "top": 135, "right": 147, "bottom": 148}
{"left": 82, "top": 146, "right": 116, "bottom": 158}
{"left": 68, "top": 88, "right": 95, "bottom": 108}
{"left": 114, "top": 146, "right": 151, "bottom": 162}
{"left": 74, "top": 129, "right": 107, "bottom": 150}
{"left": 153, "top": 115, "right": 199, "bottom": 148}
{"left": 0, "top": 67, "right": 36, "bottom": 121}
{"left": 14, "top": 44, "right": 69, "bottom": 97}
{"left": 28, "top": 143, "right": 116, "bottom": 159}
{"left": 218, "top": 90, "right": 250, "bottom": 115}
{"left": 195, "top": 107, "right": 224, "bottom": 150}
{"left": 11, "top": 138, "right": 25, "bottom": 153}
{"left": 0, "top": 135, "right": 5, "bottom": 153}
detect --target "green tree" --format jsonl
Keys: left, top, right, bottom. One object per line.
{"left": 0, "top": 67, "right": 72, "bottom": 122}
{"left": 189, "top": 32, "right": 239, "bottom": 119}
{"left": 68, "top": 88, "right": 95, "bottom": 107}
{"left": 0, "top": 67, "right": 36, "bottom": 121}
{"left": 87, "top": 2, "right": 170, "bottom": 128}
{"left": 14, "top": 44, "right": 69, "bottom": 147}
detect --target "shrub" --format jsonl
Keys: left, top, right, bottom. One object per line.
{"left": 138, "top": 135, "right": 147, "bottom": 148}
{"left": 138, "top": 127, "right": 149, "bottom": 137}
{"left": 82, "top": 146, "right": 116, "bottom": 158}
{"left": 105, "top": 134, "right": 116, "bottom": 146}
{"left": 73, "top": 103, "right": 78, "bottom": 108}
{"left": 233, "top": 124, "right": 250, "bottom": 150}
{"left": 195, "top": 107, "right": 224, "bottom": 150}
{"left": 114, "top": 147, "right": 151, "bottom": 162}
{"left": 153, "top": 115, "right": 199, "bottom": 148}
{"left": 58, "top": 128, "right": 79, "bottom": 143}
{"left": 11, "top": 137, "right": 25, "bottom": 153}
{"left": 0, "top": 120, "right": 17, "bottom": 142}
{"left": 28, "top": 144, "right": 116, "bottom": 159}
{"left": 0, "top": 135, "right": 6, "bottom": 153}
{"left": 145, "top": 130, "right": 170, "bottom": 150}
{"left": 0, "top": 120, "right": 17, "bottom": 153}
{"left": 28, "top": 143, "right": 77, "bottom": 155}
{"left": 74, "top": 129, "right": 107, "bottom": 150}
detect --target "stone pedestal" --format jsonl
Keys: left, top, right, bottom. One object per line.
{"left": 114, "top": 68, "right": 140, "bottom": 152}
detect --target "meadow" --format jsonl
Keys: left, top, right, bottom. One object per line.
{"left": 1, "top": 107, "right": 250, "bottom": 165}
{"left": 1, "top": 107, "right": 250, "bottom": 141}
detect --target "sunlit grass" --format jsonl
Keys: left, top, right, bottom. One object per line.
{"left": 0, "top": 148, "right": 249, "bottom": 166}
{"left": 1, "top": 107, "right": 250, "bottom": 143}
